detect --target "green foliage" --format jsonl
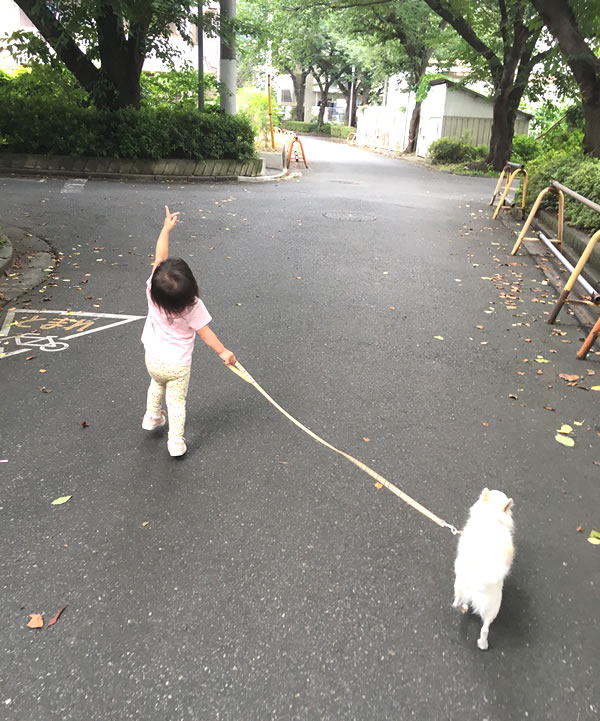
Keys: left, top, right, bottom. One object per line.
{"left": 140, "top": 69, "right": 221, "bottom": 109}
{"left": 280, "top": 121, "right": 352, "bottom": 138}
{"left": 428, "top": 137, "right": 485, "bottom": 164}
{"left": 237, "top": 87, "right": 283, "bottom": 144}
{"left": 520, "top": 150, "right": 600, "bottom": 230}
{"left": 0, "top": 65, "right": 89, "bottom": 106}
{"left": 282, "top": 121, "right": 320, "bottom": 134}
{"left": 0, "top": 97, "right": 255, "bottom": 161}
{"left": 510, "top": 135, "right": 540, "bottom": 164}
{"left": 329, "top": 124, "right": 354, "bottom": 139}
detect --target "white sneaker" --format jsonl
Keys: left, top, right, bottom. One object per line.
{"left": 142, "top": 410, "right": 167, "bottom": 430}
{"left": 167, "top": 437, "right": 187, "bottom": 457}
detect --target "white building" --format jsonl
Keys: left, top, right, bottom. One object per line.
{"left": 357, "top": 77, "right": 531, "bottom": 156}
{"left": 274, "top": 73, "right": 347, "bottom": 124}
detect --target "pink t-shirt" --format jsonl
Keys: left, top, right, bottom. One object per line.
{"left": 141, "top": 275, "right": 212, "bottom": 366}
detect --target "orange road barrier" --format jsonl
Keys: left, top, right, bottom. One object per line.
{"left": 490, "top": 161, "right": 528, "bottom": 220}
{"left": 577, "top": 314, "right": 600, "bottom": 359}
{"left": 511, "top": 180, "right": 600, "bottom": 324}
{"left": 287, "top": 133, "right": 308, "bottom": 169}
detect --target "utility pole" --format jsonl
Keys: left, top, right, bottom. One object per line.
{"left": 219, "top": 0, "right": 236, "bottom": 114}
{"left": 197, "top": 2, "right": 204, "bottom": 111}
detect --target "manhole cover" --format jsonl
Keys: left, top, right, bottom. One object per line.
{"left": 323, "top": 211, "right": 375, "bottom": 222}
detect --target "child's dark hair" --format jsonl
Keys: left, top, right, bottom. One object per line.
{"left": 151, "top": 258, "right": 199, "bottom": 316}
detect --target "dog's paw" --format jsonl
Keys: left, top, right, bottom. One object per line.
{"left": 477, "top": 638, "right": 489, "bottom": 651}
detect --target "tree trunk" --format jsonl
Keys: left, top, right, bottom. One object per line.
{"left": 405, "top": 101, "right": 422, "bottom": 153}
{"left": 317, "top": 82, "right": 331, "bottom": 127}
{"left": 530, "top": 0, "right": 600, "bottom": 157}
{"left": 487, "top": 92, "right": 514, "bottom": 171}
{"left": 289, "top": 70, "right": 308, "bottom": 122}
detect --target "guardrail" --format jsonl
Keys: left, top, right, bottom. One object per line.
{"left": 489, "top": 161, "right": 528, "bottom": 220}
{"left": 510, "top": 180, "right": 600, "bottom": 325}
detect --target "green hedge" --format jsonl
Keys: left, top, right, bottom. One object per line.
{"left": 518, "top": 150, "right": 600, "bottom": 230}
{"left": 428, "top": 137, "right": 487, "bottom": 164}
{"left": 281, "top": 121, "right": 354, "bottom": 138}
{"left": 0, "top": 97, "right": 256, "bottom": 160}
{"left": 510, "top": 134, "right": 540, "bottom": 164}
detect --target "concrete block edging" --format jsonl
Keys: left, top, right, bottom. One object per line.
{"left": 0, "top": 154, "right": 264, "bottom": 180}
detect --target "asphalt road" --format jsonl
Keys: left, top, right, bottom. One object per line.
{"left": 1, "top": 137, "right": 598, "bottom": 721}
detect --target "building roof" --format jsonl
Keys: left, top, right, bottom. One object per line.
{"left": 429, "top": 77, "right": 533, "bottom": 118}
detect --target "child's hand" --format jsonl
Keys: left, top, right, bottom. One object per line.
{"left": 163, "top": 205, "right": 180, "bottom": 231}
{"left": 219, "top": 349, "right": 236, "bottom": 365}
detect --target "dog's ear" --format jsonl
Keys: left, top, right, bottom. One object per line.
{"left": 503, "top": 498, "right": 514, "bottom": 513}
{"left": 480, "top": 488, "right": 490, "bottom": 502}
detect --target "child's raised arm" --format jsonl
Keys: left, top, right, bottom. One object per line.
{"left": 153, "top": 205, "right": 180, "bottom": 268}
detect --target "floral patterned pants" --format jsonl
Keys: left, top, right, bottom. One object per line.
{"left": 145, "top": 354, "right": 191, "bottom": 440}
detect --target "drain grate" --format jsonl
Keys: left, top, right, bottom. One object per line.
{"left": 323, "top": 211, "right": 375, "bottom": 222}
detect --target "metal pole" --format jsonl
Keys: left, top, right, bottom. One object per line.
{"left": 538, "top": 232, "right": 600, "bottom": 303}
{"left": 348, "top": 65, "right": 355, "bottom": 127}
{"left": 219, "top": 0, "right": 236, "bottom": 114}
{"left": 267, "top": 74, "right": 275, "bottom": 148}
{"left": 197, "top": 2, "right": 204, "bottom": 112}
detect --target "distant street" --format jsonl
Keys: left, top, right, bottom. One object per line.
{"left": 1, "top": 137, "right": 598, "bottom": 721}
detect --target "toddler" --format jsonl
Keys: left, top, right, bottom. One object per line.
{"left": 141, "top": 206, "right": 236, "bottom": 456}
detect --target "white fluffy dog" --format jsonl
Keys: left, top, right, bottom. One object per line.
{"left": 453, "top": 488, "right": 515, "bottom": 650}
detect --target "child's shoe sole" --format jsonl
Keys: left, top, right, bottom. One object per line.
{"left": 168, "top": 439, "right": 187, "bottom": 457}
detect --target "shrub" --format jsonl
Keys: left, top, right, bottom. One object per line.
{"left": 518, "top": 150, "right": 600, "bottom": 230}
{"left": 0, "top": 97, "right": 256, "bottom": 160}
{"left": 510, "top": 134, "right": 540, "bottom": 164}
{"left": 329, "top": 124, "right": 354, "bottom": 139}
{"left": 282, "top": 120, "right": 318, "bottom": 133}
{"left": 428, "top": 137, "right": 480, "bottom": 164}
{"left": 237, "top": 87, "right": 283, "bottom": 145}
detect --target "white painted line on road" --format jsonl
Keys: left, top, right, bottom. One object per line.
{"left": 0, "top": 309, "right": 144, "bottom": 359}
{"left": 60, "top": 179, "right": 88, "bottom": 194}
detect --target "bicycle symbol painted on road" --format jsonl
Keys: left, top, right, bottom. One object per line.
{"left": 0, "top": 309, "right": 145, "bottom": 359}
{"left": 13, "top": 333, "right": 70, "bottom": 352}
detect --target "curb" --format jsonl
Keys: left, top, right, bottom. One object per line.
{"left": 238, "top": 168, "right": 289, "bottom": 183}
{"left": 0, "top": 168, "right": 261, "bottom": 184}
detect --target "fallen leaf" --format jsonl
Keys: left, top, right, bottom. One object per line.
{"left": 559, "top": 373, "right": 579, "bottom": 382}
{"left": 39, "top": 386, "right": 52, "bottom": 393}
{"left": 433, "top": 335, "right": 444, "bottom": 340}
{"left": 25, "top": 355, "right": 36, "bottom": 361}
{"left": 26, "top": 613, "right": 44, "bottom": 629}
{"left": 51, "top": 495, "right": 72, "bottom": 505}
{"left": 482, "top": 422, "right": 488, "bottom": 427}
{"left": 81, "top": 421, "right": 90, "bottom": 428}
{"left": 475, "top": 325, "right": 484, "bottom": 330}
{"left": 141, "top": 521, "right": 149, "bottom": 527}
{"left": 543, "top": 406, "right": 555, "bottom": 411}
{"left": 557, "top": 424, "right": 573, "bottom": 434}
{"left": 555, "top": 433, "right": 575, "bottom": 447}
{"left": 586, "top": 369, "right": 596, "bottom": 376}
{"left": 591, "top": 386, "right": 600, "bottom": 391}
{"left": 509, "top": 394, "right": 518, "bottom": 399}
{"left": 39, "top": 369, "right": 47, "bottom": 374}
{"left": 588, "top": 535, "right": 600, "bottom": 546}
{"left": 576, "top": 526, "right": 583, "bottom": 533}
{"left": 47, "top": 606, "right": 67, "bottom": 627}
{"left": 573, "top": 421, "right": 584, "bottom": 426}
{"left": 535, "top": 356, "right": 549, "bottom": 363}
{"left": 362, "top": 437, "right": 370, "bottom": 442}
{"left": 374, "top": 482, "right": 383, "bottom": 489}
{"left": 537, "top": 370, "right": 543, "bottom": 375}
{"left": 590, "top": 530, "right": 600, "bottom": 540}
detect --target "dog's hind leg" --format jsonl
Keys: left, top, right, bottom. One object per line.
{"left": 477, "top": 592, "right": 502, "bottom": 651}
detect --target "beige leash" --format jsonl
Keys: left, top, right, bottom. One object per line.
{"left": 229, "top": 361, "right": 460, "bottom": 535}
